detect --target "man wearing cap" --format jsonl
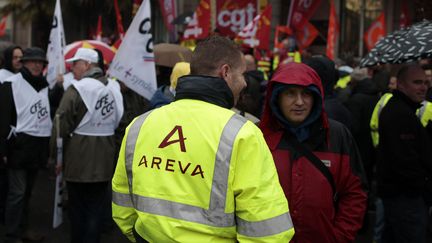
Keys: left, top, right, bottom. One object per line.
{"left": 49, "top": 47, "right": 123, "bottom": 243}
{"left": 0, "top": 47, "right": 50, "bottom": 243}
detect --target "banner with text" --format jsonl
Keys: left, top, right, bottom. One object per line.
{"left": 46, "top": 0, "right": 66, "bottom": 88}
{"left": 108, "top": 0, "right": 157, "bottom": 99}
{"left": 216, "top": 0, "right": 258, "bottom": 37}
{"left": 235, "top": 4, "right": 272, "bottom": 50}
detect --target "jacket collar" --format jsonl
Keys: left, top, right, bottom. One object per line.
{"left": 175, "top": 75, "right": 234, "bottom": 109}
{"left": 393, "top": 90, "right": 422, "bottom": 111}
{"left": 20, "top": 66, "right": 48, "bottom": 92}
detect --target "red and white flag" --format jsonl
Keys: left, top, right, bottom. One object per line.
{"left": 235, "top": 5, "right": 272, "bottom": 50}
{"left": 295, "top": 21, "right": 319, "bottom": 50}
{"left": 326, "top": 0, "right": 339, "bottom": 60}
{"left": 288, "top": 0, "right": 322, "bottom": 30}
{"left": 158, "top": 0, "right": 176, "bottom": 32}
{"left": 182, "top": 0, "right": 211, "bottom": 40}
{"left": 364, "top": 12, "right": 386, "bottom": 51}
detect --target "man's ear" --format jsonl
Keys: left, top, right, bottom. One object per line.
{"left": 218, "top": 64, "right": 230, "bottom": 79}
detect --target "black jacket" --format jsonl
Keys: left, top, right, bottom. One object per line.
{"left": 377, "top": 90, "right": 432, "bottom": 197}
{"left": 0, "top": 67, "right": 51, "bottom": 169}
{"left": 344, "top": 79, "right": 380, "bottom": 182}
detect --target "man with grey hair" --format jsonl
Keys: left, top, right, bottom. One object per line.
{"left": 50, "top": 47, "right": 123, "bottom": 243}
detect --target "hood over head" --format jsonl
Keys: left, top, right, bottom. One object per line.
{"left": 260, "top": 62, "right": 329, "bottom": 141}
{"left": 3, "top": 45, "right": 22, "bottom": 73}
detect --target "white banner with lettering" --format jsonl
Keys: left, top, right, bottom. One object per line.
{"left": 108, "top": 0, "right": 157, "bottom": 100}
{"left": 46, "top": 0, "right": 66, "bottom": 88}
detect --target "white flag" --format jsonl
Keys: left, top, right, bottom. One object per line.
{"left": 46, "top": 0, "right": 66, "bottom": 88}
{"left": 108, "top": 0, "right": 157, "bottom": 99}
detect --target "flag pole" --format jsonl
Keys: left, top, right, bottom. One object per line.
{"left": 359, "top": 0, "right": 365, "bottom": 57}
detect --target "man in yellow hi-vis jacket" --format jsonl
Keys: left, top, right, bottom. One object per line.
{"left": 112, "top": 35, "right": 295, "bottom": 242}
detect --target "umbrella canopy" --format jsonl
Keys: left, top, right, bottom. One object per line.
{"left": 153, "top": 43, "right": 192, "bottom": 67}
{"left": 360, "top": 20, "right": 432, "bottom": 67}
{"left": 64, "top": 40, "right": 116, "bottom": 65}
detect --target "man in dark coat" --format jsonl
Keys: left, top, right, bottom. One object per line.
{"left": 378, "top": 63, "right": 432, "bottom": 243}
{"left": 0, "top": 47, "right": 50, "bottom": 243}
{"left": 0, "top": 45, "right": 23, "bottom": 225}
{"left": 345, "top": 68, "right": 380, "bottom": 186}
{"left": 304, "top": 56, "right": 353, "bottom": 130}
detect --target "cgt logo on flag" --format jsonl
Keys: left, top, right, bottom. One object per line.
{"left": 235, "top": 5, "right": 272, "bottom": 50}
{"left": 364, "top": 12, "right": 386, "bottom": 51}
{"left": 183, "top": 0, "right": 211, "bottom": 40}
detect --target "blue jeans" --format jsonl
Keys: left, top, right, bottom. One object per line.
{"left": 67, "top": 181, "right": 110, "bottom": 243}
{"left": 4, "top": 169, "right": 38, "bottom": 241}
{"left": 382, "top": 195, "right": 428, "bottom": 243}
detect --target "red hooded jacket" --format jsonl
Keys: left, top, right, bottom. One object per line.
{"left": 260, "top": 63, "right": 367, "bottom": 243}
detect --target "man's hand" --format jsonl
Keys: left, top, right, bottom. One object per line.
{"left": 2, "top": 156, "right": 7, "bottom": 165}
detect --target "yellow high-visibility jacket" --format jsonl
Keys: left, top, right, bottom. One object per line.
{"left": 112, "top": 99, "right": 294, "bottom": 243}
{"left": 335, "top": 75, "right": 351, "bottom": 89}
{"left": 370, "top": 93, "right": 432, "bottom": 147}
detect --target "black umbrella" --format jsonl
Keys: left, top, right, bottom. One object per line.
{"left": 360, "top": 20, "right": 432, "bottom": 67}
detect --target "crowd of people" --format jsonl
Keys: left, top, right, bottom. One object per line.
{"left": 0, "top": 34, "right": 431, "bottom": 243}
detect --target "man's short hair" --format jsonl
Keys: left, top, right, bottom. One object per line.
{"left": 397, "top": 63, "right": 423, "bottom": 83}
{"left": 190, "top": 35, "right": 243, "bottom": 76}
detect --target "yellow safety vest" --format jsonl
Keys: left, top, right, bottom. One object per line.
{"left": 335, "top": 75, "right": 351, "bottom": 89}
{"left": 112, "top": 99, "right": 294, "bottom": 242}
{"left": 370, "top": 93, "right": 432, "bottom": 147}
{"left": 257, "top": 59, "right": 271, "bottom": 80}
{"left": 272, "top": 51, "right": 301, "bottom": 71}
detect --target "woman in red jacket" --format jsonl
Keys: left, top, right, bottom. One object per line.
{"left": 260, "top": 62, "right": 368, "bottom": 243}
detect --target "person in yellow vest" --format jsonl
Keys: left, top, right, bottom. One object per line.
{"left": 112, "top": 35, "right": 294, "bottom": 242}
{"left": 370, "top": 94, "right": 432, "bottom": 148}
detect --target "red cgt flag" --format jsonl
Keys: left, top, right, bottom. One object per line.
{"left": 235, "top": 4, "right": 272, "bottom": 50}
{"left": 364, "top": 12, "right": 386, "bottom": 51}
{"left": 326, "top": 0, "right": 339, "bottom": 60}
{"left": 295, "top": 21, "right": 319, "bottom": 50}
{"left": 182, "top": 0, "right": 211, "bottom": 41}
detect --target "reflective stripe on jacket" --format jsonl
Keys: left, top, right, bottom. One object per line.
{"left": 370, "top": 93, "right": 432, "bottom": 147}
{"left": 112, "top": 99, "right": 294, "bottom": 242}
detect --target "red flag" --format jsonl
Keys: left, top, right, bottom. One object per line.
{"left": 326, "top": 0, "right": 339, "bottom": 60}
{"left": 95, "top": 15, "right": 102, "bottom": 41}
{"left": 182, "top": 0, "right": 211, "bottom": 41}
{"left": 274, "top": 25, "right": 293, "bottom": 50}
{"left": 295, "top": 21, "right": 319, "bottom": 50}
{"left": 114, "top": 0, "right": 125, "bottom": 39}
{"left": 288, "top": 0, "right": 322, "bottom": 30}
{"left": 235, "top": 5, "right": 272, "bottom": 50}
{"left": 216, "top": 0, "right": 258, "bottom": 37}
{"left": 158, "top": 0, "right": 176, "bottom": 32}
{"left": 399, "top": 0, "right": 410, "bottom": 29}
{"left": 364, "top": 12, "right": 386, "bottom": 51}
{"left": 0, "top": 15, "right": 8, "bottom": 37}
